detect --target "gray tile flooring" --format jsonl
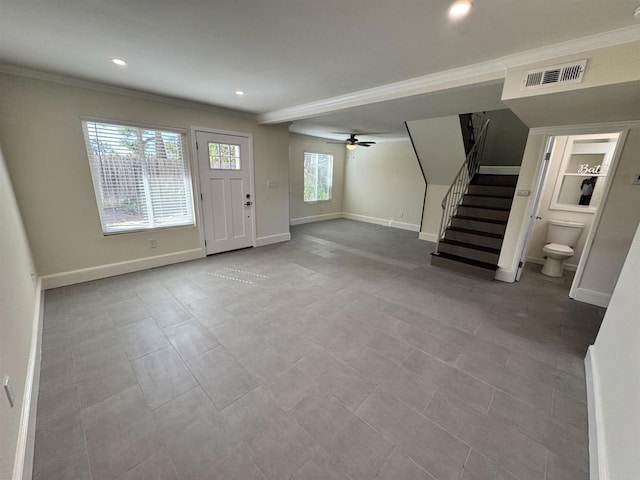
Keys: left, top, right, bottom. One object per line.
{"left": 34, "top": 219, "right": 601, "bottom": 480}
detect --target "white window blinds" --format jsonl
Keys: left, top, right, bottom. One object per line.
{"left": 81, "top": 120, "right": 195, "bottom": 234}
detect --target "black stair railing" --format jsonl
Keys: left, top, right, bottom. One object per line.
{"left": 436, "top": 117, "right": 490, "bottom": 254}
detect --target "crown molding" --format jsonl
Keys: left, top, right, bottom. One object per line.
{"left": 501, "top": 24, "right": 640, "bottom": 68}
{"left": 530, "top": 119, "right": 640, "bottom": 135}
{"left": 258, "top": 65, "right": 505, "bottom": 125}
{"left": 259, "top": 25, "right": 640, "bottom": 125}
{"left": 0, "top": 64, "right": 257, "bottom": 120}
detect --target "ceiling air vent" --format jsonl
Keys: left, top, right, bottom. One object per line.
{"left": 520, "top": 59, "right": 587, "bottom": 91}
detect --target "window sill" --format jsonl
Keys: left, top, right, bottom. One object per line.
{"left": 102, "top": 223, "right": 197, "bottom": 236}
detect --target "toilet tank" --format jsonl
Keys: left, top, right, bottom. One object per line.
{"left": 547, "top": 219, "right": 585, "bottom": 247}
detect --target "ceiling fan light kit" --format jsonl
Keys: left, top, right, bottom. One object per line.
{"left": 327, "top": 133, "right": 377, "bottom": 149}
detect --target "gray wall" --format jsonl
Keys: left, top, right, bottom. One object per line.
{"left": 575, "top": 128, "right": 640, "bottom": 300}
{"left": 0, "top": 73, "right": 290, "bottom": 279}
{"left": 591, "top": 222, "right": 640, "bottom": 480}
{"left": 289, "top": 134, "right": 346, "bottom": 223}
{"left": 343, "top": 140, "right": 424, "bottom": 231}
{"left": 481, "top": 109, "right": 529, "bottom": 166}
{"left": 406, "top": 115, "right": 467, "bottom": 241}
{"left": 0, "top": 144, "right": 39, "bottom": 479}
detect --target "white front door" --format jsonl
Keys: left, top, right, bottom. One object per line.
{"left": 196, "top": 130, "right": 254, "bottom": 255}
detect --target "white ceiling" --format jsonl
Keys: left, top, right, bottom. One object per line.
{"left": 1, "top": 0, "right": 639, "bottom": 139}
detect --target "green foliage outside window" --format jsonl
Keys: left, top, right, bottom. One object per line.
{"left": 304, "top": 152, "right": 333, "bottom": 202}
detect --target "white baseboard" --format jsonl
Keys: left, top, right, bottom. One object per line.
{"left": 342, "top": 213, "right": 420, "bottom": 232}
{"left": 526, "top": 256, "right": 578, "bottom": 271}
{"left": 419, "top": 232, "right": 438, "bottom": 243}
{"left": 585, "top": 346, "right": 609, "bottom": 480}
{"left": 342, "top": 213, "right": 389, "bottom": 228}
{"left": 40, "top": 248, "right": 205, "bottom": 289}
{"left": 495, "top": 266, "right": 517, "bottom": 283}
{"left": 572, "top": 288, "right": 611, "bottom": 308}
{"left": 478, "top": 165, "right": 521, "bottom": 175}
{"left": 13, "top": 279, "right": 43, "bottom": 480}
{"left": 290, "top": 213, "right": 343, "bottom": 225}
{"left": 389, "top": 220, "right": 420, "bottom": 232}
{"left": 255, "top": 232, "right": 291, "bottom": 247}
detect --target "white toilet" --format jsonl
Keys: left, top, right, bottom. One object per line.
{"left": 541, "top": 220, "right": 585, "bottom": 277}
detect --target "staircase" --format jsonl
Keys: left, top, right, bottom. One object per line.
{"left": 431, "top": 174, "right": 518, "bottom": 279}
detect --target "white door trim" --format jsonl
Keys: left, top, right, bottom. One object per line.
{"left": 515, "top": 135, "right": 555, "bottom": 281}
{"left": 505, "top": 124, "right": 633, "bottom": 291}
{"left": 190, "top": 126, "right": 256, "bottom": 253}
{"left": 569, "top": 129, "right": 629, "bottom": 301}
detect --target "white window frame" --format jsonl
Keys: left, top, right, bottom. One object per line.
{"left": 549, "top": 133, "right": 619, "bottom": 213}
{"left": 81, "top": 118, "right": 196, "bottom": 235}
{"left": 303, "top": 151, "right": 334, "bottom": 203}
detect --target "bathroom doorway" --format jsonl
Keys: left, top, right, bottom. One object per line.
{"left": 518, "top": 132, "right": 623, "bottom": 293}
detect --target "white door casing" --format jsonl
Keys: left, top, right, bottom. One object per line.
{"left": 195, "top": 130, "right": 254, "bottom": 255}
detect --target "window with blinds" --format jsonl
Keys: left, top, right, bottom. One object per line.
{"left": 81, "top": 120, "right": 195, "bottom": 234}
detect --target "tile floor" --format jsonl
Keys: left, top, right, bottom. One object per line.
{"left": 34, "top": 219, "right": 601, "bottom": 480}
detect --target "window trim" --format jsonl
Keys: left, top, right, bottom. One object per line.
{"left": 81, "top": 117, "right": 196, "bottom": 235}
{"left": 303, "top": 151, "right": 334, "bottom": 203}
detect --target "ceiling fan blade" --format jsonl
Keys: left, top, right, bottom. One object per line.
{"left": 331, "top": 132, "right": 383, "bottom": 136}
{"left": 359, "top": 143, "right": 372, "bottom": 147}
{"left": 358, "top": 141, "right": 376, "bottom": 146}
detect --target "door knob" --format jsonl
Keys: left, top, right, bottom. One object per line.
{"left": 245, "top": 201, "right": 253, "bottom": 206}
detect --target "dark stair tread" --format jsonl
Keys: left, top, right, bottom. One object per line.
{"left": 459, "top": 204, "right": 512, "bottom": 211}
{"left": 431, "top": 252, "right": 498, "bottom": 271}
{"left": 447, "top": 227, "right": 504, "bottom": 239}
{"left": 464, "top": 194, "right": 515, "bottom": 200}
{"left": 471, "top": 175, "right": 519, "bottom": 186}
{"left": 453, "top": 215, "right": 508, "bottom": 225}
{"left": 440, "top": 239, "right": 501, "bottom": 254}
{"left": 461, "top": 205, "right": 512, "bottom": 212}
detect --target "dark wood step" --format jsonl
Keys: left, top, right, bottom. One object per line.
{"left": 471, "top": 174, "right": 519, "bottom": 187}
{"left": 438, "top": 239, "right": 500, "bottom": 264}
{"left": 455, "top": 206, "right": 510, "bottom": 223}
{"left": 462, "top": 195, "right": 513, "bottom": 210}
{"left": 444, "top": 227, "right": 504, "bottom": 250}
{"left": 451, "top": 217, "right": 507, "bottom": 235}
{"left": 468, "top": 185, "right": 516, "bottom": 197}
{"left": 430, "top": 252, "right": 496, "bottom": 280}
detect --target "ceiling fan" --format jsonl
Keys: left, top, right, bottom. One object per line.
{"left": 327, "top": 133, "right": 376, "bottom": 150}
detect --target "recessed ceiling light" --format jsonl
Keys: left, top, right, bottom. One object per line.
{"left": 449, "top": 0, "right": 472, "bottom": 19}
{"left": 235, "top": 90, "right": 245, "bottom": 96}
{"left": 111, "top": 58, "right": 127, "bottom": 66}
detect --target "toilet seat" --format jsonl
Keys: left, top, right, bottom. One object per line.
{"left": 543, "top": 243, "right": 574, "bottom": 255}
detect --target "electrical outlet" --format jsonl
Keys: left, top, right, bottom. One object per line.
{"left": 4, "top": 376, "right": 14, "bottom": 408}
{"left": 398, "top": 212, "right": 404, "bottom": 218}
{"left": 148, "top": 238, "right": 157, "bottom": 249}
{"left": 516, "top": 189, "right": 531, "bottom": 196}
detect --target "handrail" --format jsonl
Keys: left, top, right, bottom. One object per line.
{"left": 435, "top": 118, "right": 490, "bottom": 254}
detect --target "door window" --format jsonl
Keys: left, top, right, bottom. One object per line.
{"left": 208, "top": 142, "right": 241, "bottom": 170}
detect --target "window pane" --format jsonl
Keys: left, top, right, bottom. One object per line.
{"left": 304, "top": 152, "right": 333, "bottom": 202}
{"left": 209, "top": 142, "right": 241, "bottom": 170}
{"left": 81, "top": 121, "right": 195, "bottom": 233}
